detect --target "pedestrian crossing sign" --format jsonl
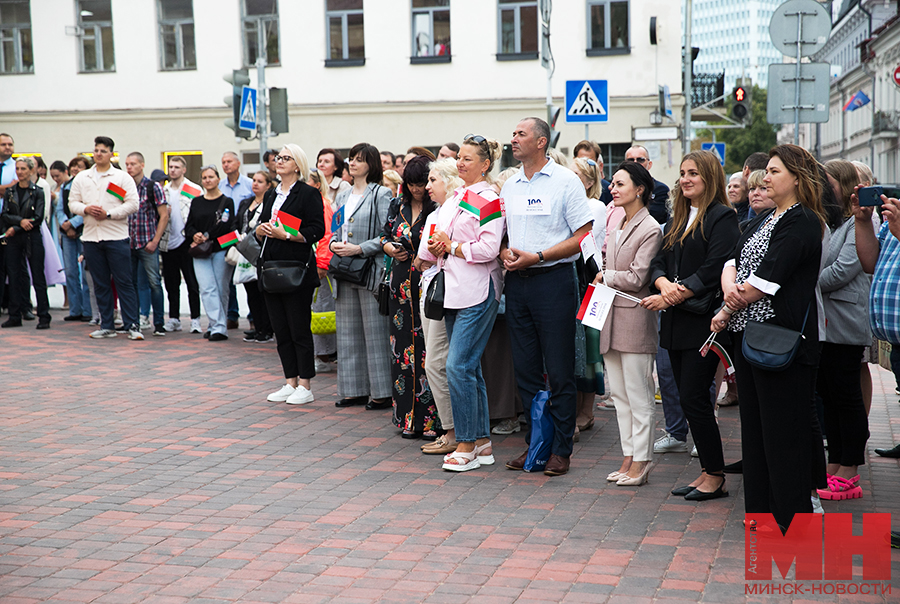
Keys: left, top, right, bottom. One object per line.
{"left": 565, "top": 80, "right": 609, "bottom": 123}
{"left": 701, "top": 142, "right": 726, "bottom": 167}
{"left": 239, "top": 85, "right": 257, "bottom": 131}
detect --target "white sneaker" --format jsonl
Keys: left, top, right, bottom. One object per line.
{"left": 286, "top": 386, "right": 314, "bottom": 405}
{"left": 691, "top": 445, "right": 699, "bottom": 458}
{"left": 88, "top": 317, "right": 100, "bottom": 326}
{"left": 139, "top": 315, "right": 151, "bottom": 330}
{"left": 164, "top": 318, "right": 182, "bottom": 332}
{"left": 811, "top": 494, "right": 824, "bottom": 514}
{"left": 128, "top": 324, "right": 144, "bottom": 340}
{"left": 314, "top": 359, "right": 332, "bottom": 373}
{"left": 89, "top": 329, "right": 117, "bottom": 338}
{"left": 267, "top": 384, "right": 295, "bottom": 402}
{"left": 653, "top": 433, "right": 688, "bottom": 454}
{"left": 190, "top": 318, "right": 202, "bottom": 334}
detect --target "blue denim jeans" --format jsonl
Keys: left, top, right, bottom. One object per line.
{"left": 444, "top": 280, "right": 499, "bottom": 443}
{"left": 193, "top": 251, "right": 233, "bottom": 335}
{"left": 60, "top": 234, "right": 91, "bottom": 318}
{"left": 657, "top": 344, "right": 688, "bottom": 441}
{"left": 227, "top": 283, "right": 239, "bottom": 322}
{"left": 82, "top": 238, "right": 138, "bottom": 330}
{"left": 131, "top": 247, "right": 165, "bottom": 328}
{"left": 137, "top": 265, "right": 150, "bottom": 318}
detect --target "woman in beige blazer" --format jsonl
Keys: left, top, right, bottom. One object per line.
{"left": 596, "top": 161, "right": 663, "bottom": 487}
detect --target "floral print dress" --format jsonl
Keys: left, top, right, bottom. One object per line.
{"left": 381, "top": 200, "right": 437, "bottom": 435}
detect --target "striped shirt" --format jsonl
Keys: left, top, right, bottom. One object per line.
{"left": 869, "top": 220, "right": 900, "bottom": 344}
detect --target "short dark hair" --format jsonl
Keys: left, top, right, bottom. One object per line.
{"left": 33, "top": 156, "right": 47, "bottom": 170}
{"left": 49, "top": 160, "right": 68, "bottom": 173}
{"left": 348, "top": 142, "right": 383, "bottom": 184}
{"left": 743, "top": 152, "right": 768, "bottom": 171}
{"left": 380, "top": 150, "right": 395, "bottom": 163}
{"left": 443, "top": 142, "right": 460, "bottom": 154}
{"left": 0, "top": 132, "right": 14, "bottom": 143}
{"left": 573, "top": 140, "right": 602, "bottom": 161}
{"left": 317, "top": 148, "right": 345, "bottom": 178}
{"left": 524, "top": 117, "right": 551, "bottom": 150}
{"left": 127, "top": 151, "right": 145, "bottom": 163}
{"left": 406, "top": 146, "right": 436, "bottom": 161}
{"left": 263, "top": 149, "right": 278, "bottom": 162}
{"left": 94, "top": 136, "right": 115, "bottom": 151}
{"left": 613, "top": 161, "right": 655, "bottom": 206}
{"left": 69, "top": 156, "right": 91, "bottom": 171}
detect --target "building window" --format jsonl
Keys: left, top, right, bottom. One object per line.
{"left": 242, "top": 0, "right": 279, "bottom": 66}
{"left": 325, "top": 0, "right": 364, "bottom": 67}
{"left": 77, "top": 0, "right": 115, "bottom": 72}
{"left": 587, "top": 0, "right": 629, "bottom": 56}
{"left": 157, "top": 0, "right": 195, "bottom": 70}
{"left": 497, "top": 0, "right": 538, "bottom": 60}
{"left": 0, "top": 0, "right": 32, "bottom": 74}
{"left": 411, "top": 0, "right": 450, "bottom": 64}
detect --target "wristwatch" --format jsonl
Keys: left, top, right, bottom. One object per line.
{"left": 106, "top": 211, "right": 111, "bottom": 219}
{"left": 450, "top": 241, "right": 459, "bottom": 257}
{"left": 285, "top": 233, "right": 291, "bottom": 241}
{"left": 537, "top": 251, "right": 545, "bottom": 264}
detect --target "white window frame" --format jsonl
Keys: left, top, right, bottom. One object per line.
{"left": 497, "top": 0, "right": 538, "bottom": 59}
{"left": 411, "top": 0, "right": 450, "bottom": 63}
{"left": 157, "top": 0, "right": 195, "bottom": 71}
{"left": 325, "top": 0, "right": 364, "bottom": 66}
{"left": 242, "top": 0, "right": 280, "bottom": 67}
{"left": 76, "top": 0, "right": 115, "bottom": 73}
{"left": 586, "top": 0, "right": 630, "bottom": 56}
{"left": 0, "top": 0, "right": 33, "bottom": 74}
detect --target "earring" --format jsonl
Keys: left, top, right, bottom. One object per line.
{"left": 481, "top": 172, "right": 485, "bottom": 177}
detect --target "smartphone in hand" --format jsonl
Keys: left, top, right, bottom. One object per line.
{"left": 858, "top": 186, "right": 884, "bottom": 207}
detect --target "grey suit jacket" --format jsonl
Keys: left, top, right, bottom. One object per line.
{"left": 330, "top": 182, "right": 392, "bottom": 290}
{"left": 819, "top": 217, "right": 871, "bottom": 346}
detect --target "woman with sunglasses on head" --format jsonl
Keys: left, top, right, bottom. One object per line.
{"left": 643, "top": 150, "right": 740, "bottom": 501}
{"left": 381, "top": 155, "right": 438, "bottom": 439}
{"left": 329, "top": 143, "right": 394, "bottom": 410}
{"left": 419, "top": 134, "right": 505, "bottom": 472}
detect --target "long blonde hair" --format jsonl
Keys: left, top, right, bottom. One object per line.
{"left": 664, "top": 150, "right": 729, "bottom": 249}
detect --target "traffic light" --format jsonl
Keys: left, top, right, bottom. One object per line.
{"left": 731, "top": 84, "right": 752, "bottom": 124}
{"left": 223, "top": 68, "right": 252, "bottom": 139}
{"left": 547, "top": 104, "right": 561, "bottom": 148}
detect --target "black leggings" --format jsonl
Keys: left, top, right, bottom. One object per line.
{"left": 668, "top": 348, "right": 724, "bottom": 473}
{"left": 265, "top": 286, "right": 315, "bottom": 380}
{"left": 161, "top": 242, "right": 200, "bottom": 319}
{"left": 817, "top": 343, "right": 869, "bottom": 467}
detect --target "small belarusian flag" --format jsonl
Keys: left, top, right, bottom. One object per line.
{"left": 217, "top": 231, "right": 240, "bottom": 248}
{"left": 106, "top": 182, "right": 126, "bottom": 201}
{"left": 275, "top": 210, "right": 301, "bottom": 236}
{"left": 181, "top": 183, "right": 202, "bottom": 199}
{"left": 700, "top": 333, "right": 735, "bottom": 375}
{"left": 459, "top": 190, "right": 503, "bottom": 226}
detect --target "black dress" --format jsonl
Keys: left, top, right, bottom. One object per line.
{"left": 381, "top": 200, "right": 436, "bottom": 435}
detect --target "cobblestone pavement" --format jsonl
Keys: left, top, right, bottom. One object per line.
{"left": 1, "top": 313, "right": 898, "bottom": 603}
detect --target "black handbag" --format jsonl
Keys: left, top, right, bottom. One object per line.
{"left": 423, "top": 270, "right": 445, "bottom": 320}
{"left": 673, "top": 241, "right": 720, "bottom": 314}
{"left": 328, "top": 185, "right": 381, "bottom": 286}
{"left": 375, "top": 258, "right": 392, "bottom": 316}
{"left": 741, "top": 305, "right": 810, "bottom": 371}
{"left": 258, "top": 236, "right": 310, "bottom": 294}
{"left": 187, "top": 196, "right": 227, "bottom": 259}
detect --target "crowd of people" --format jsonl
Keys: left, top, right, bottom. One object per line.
{"left": 2, "top": 121, "right": 900, "bottom": 537}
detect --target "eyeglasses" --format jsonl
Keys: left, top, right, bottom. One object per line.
{"left": 625, "top": 157, "right": 648, "bottom": 164}
{"left": 464, "top": 134, "right": 487, "bottom": 144}
{"left": 274, "top": 155, "right": 294, "bottom": 163}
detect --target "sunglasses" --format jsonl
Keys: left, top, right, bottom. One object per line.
{"left": 625, "top": 157, "right": 648, "bottom": 164}
{"left": 463, "top": 134, "right": 487, "bottom": 144}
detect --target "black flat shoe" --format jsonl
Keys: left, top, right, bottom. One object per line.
{"left": 874, "top": 444, "right": 900, "bottom": 458}
{"left": 366, "top": 398, "right": 392, "bottom": 410}
{"left": 36, "top": 321, "right": 50, "bottom": 330}
{"left": 671, "top": 485, "right": 695, "bottom": 496}
{"left": 63, "top": 315, "right": 82, "bottom": 322}
{"left": 684, "top": 484, "right": 729, "bottom": 501}
{"left": 335, "top": 396, "right": 368, "bottom": 408}
{"left": 723, "top": 460, "right": 743, "bottom": 474}
{"left": 401, "top": 430, "right": 423, "bottom": 440}
{"left": 23, "top": 310, "right": 35, "bottom": 321}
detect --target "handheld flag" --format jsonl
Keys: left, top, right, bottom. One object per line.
{"left": 180, "top": 183, "right": 202, "bottom": 199}
{"left": 217, "top": 231, "right": 240, "bottom": 248}
{"left": 106, "top": 183, "right": 126, "bottom": 201}
{"left": 275, "top": 210, "right": 302, "bottom": 236}
{"left": 577, "top": 283, "right": 617, "bottom": 331}
{"left": 459, "top": 190, "right": 503, "bottom": 226}
{"left": 700, "top": 333, "right": 735, "bottom": 375}
{"left": 843, "top": 90, "right": 871, "bottom": 112}
{"left": 331, "top": 205, "right": 345, "bottom": 233}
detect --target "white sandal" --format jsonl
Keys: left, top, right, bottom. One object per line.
{"left": 442, "top": 449, "right": 481, "bottom": 472}
{"left": 475, "top": 441, "right": 495, "bottom": 465}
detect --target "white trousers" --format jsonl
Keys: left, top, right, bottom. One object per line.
{"left": 605, "top": 350, "right": 656, "bottom": 462}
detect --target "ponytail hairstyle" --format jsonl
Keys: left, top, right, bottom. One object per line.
{"left": 461, "top": 134, "right": 501, "bottom": 184}
{"left": 664, "top": 150, "right": 729, "bottom": 249}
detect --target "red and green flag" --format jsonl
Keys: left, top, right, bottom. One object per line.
{"left": 275, "top": 210, "right": 302, "bottom": 236}
{"left": 180, "top": 183, "right": 202, "bottom": 199}
{"left": 217, "top": 231, "right": 240, "bottom": 248}
{"left": 106, "top": 182, "right": 126, "bottom": 201}
{"left": 459, "top": 189, "right": 503, "bottom": 226}
{"left": 700, "top": 333, "right": 735, "bottom": 375}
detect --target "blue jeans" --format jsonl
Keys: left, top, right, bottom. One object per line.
{"left": 131, "top": 247, "right": 165, "bottom": 328}
{"left": 137, "top": 266, "right": 150, "bottom": 318}
{"left": 227, "top": 283, "right": 239, "bottom": 322}
{"left": 444, "top": 280, "right": 499, "bottom": 443}
{"left": 193, "top": 251, "right": 233, "bottom": 335}
{"left": 657, "top": 345, "right": 688, "bottom": 441}
{"left": 82, "top": 238, "right": 138, "bottom": 331}
{"left": 505, "top": 264, "right": 579, "bottom": 458}
{"left": 60, "top": 235, "right": 91, "bottom": 318}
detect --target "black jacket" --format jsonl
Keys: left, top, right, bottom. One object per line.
{"left": 257, "top": 181, "right": 325, "bottom": 289}
{"left": 650, "top": 202, "right": 740, "bottom": 350}
{"left": 2, "top": 181, "right": 45, "bottom": 237}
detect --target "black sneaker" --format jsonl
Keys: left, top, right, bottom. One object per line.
{"left": 243, "top": 331, "right": 258, "bottom": 342}
{"left": 153, "top": 325, "right": 166, "bottom": 337}
{"left": 256, "top": 333, "right": 274, "bottom": 343}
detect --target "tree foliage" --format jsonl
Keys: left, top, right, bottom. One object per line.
{"left": 695, "top": 85, "right": 778, "bottom": 174}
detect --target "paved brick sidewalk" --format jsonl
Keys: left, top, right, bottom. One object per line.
{"left": 0, "top": 313, "right": 898, "bottom": 603}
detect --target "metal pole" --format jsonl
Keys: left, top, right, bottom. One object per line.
{"left": 793, "top": 12, "right": 802, "bottom": 145}
{"left": 683, "top": 0, "right": 692, "bottom": 155}
{"left": 256, "top": 24, "right": 268, "bottom": 163}
{"left": 585, "top": 124, "right": 589, "bottom": 141}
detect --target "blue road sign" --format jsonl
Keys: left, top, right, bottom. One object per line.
{"left": 702, "top": 142, "right": 726, "bottom": 167}
{"left": 239, "top": 86, "right": 257, "bottom": 131}
{"left": 565, "top": 80, "right": 608, "bottom": 123}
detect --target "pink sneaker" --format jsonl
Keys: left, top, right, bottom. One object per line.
{"left": 817, "top": 474, "right": 862, "bottom": 501}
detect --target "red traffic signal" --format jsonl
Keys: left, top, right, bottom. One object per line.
{"left": 734, "top": 87, "right": 746, "bottom": 102}
{"left": 731, "top": 84, "right": 752, "bottom": 124}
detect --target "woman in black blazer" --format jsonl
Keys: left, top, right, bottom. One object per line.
{"left": 255, "top": 144, "right": 325, "bottom": 406}
{"left": 643, "top": 150, "right": 740, "bottom": 501}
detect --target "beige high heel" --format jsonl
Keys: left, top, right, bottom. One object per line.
{"left": 616, "top": 462, "right": 651, "bottom": 486}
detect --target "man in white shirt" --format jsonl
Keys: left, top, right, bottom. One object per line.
{"left": 161, "top": 156, "right": 203, "bottom": 333}
{"left": 219, "top": 151, "right": 251, "bottom": 329}
{"left": 68, "top": 136, "right": 142, "bottom": 340}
